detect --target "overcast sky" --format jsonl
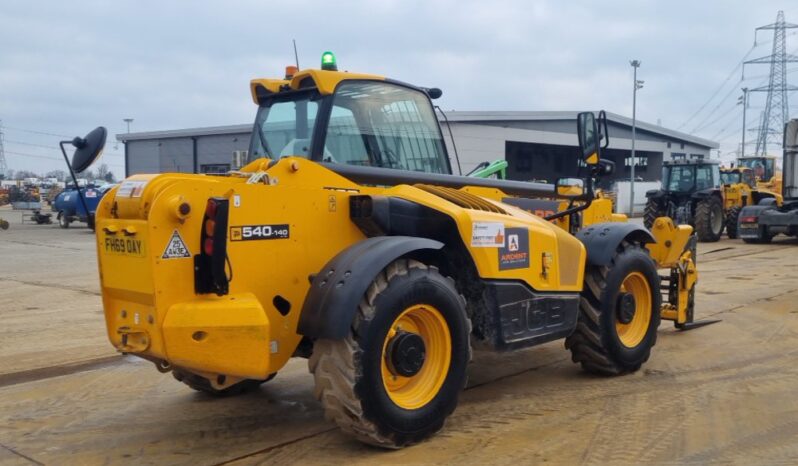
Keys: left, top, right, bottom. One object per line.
{"left": 2, "top": 0, "right": 797, "bottom": 176}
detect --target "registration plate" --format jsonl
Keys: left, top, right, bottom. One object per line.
{"left": 103, "top": 235, "right": 146, "bottom": 257}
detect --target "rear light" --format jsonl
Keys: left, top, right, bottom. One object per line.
{"left": 195, "top": 197, "right": 230, "bottom": 295}
{"left": 740, "top": 216, "right": 758, "bottom": 223}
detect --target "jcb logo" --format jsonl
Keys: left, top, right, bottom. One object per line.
{"left": 230, "top": 224, "right": 290, "bottom": 241}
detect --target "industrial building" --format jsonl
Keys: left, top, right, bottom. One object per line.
{"left": 117, "top": 111, "right": 718, "bottom": 187}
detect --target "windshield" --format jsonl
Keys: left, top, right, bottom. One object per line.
{"left": 248, "top": 92, "right": 320, "bottom": 160}
{"left": 323, "top": 81, "right": 449, "bottom": 172}
{"left": 737, "top": 157, "right": 774, "bottom": 180}
{"left": 720, "top": 171, "right": 740, "bottom": 185}
{"left": 664, "top": 165, "right": 695, "bottom": 192}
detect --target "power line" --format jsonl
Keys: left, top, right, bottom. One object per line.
{"left": 3, "top": 126, "right": 71, "bottom": 138}
{"left": 5, "top": 150, "right": 124, "bottom": 169}
{"left": 678, "top": 44, "right": 756, "bottom": 130}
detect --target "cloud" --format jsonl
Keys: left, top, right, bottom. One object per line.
{"left": 1, "top": 0, "right": 796, "bottom": 174}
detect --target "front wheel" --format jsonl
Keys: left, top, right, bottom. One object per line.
{"left": 694, "top": 196, "right": 724, "bottom": 242}
{"left": 566, "top": 242, "right": 661, "bottom": 375}
{"left": 309, "top": 259, "right": 471, "bottom": 448}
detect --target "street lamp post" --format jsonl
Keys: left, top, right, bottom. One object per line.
{"left": 123, "top": 118, "right": 134, "bottom": 133}
{"left": 629, "top": 60, "right": 643, "bottom": 216}
{"left": 738, "top": 88, "right": 749, "bottom": 159}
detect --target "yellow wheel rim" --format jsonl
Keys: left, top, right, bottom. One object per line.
{"left": 615, "top": 271, "right": 652, "bottom": 348}
{"left": 381, "top": 304, "right": 451, "bottom": 410}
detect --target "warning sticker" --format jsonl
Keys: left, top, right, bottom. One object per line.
{"left": 498, "top": 228, "right": 530, "bottom": 270}
{"left": 471, "top": 222, "right": 505, "bottom": 247}
{"left": 117, "top": 180, "right": 148, "bottom": 198}
{"left": 162, "top": 230, "right": 191, "bottom": 259}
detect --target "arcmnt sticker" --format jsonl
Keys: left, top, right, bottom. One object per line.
{"left": 471, "top": 222, "right": 505, "bottom": 247}
{"left": 162, "top": 230, "right": 191, "bottom": 259}
{"left": 498, "top": 228, "right": 530, "bottom": 270}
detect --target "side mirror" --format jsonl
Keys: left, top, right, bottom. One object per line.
{"left": 556, "top": 178, "right": 585, "bottom": 198}
{"left": 425, "top": 88, "right": 443, "bottom": 99}
{"left": 70, "top": 127, "right": 107, "bottom": 173}
{"left": 577, "top": 112, "right": 600, "bottom": 165}
{"left": 596, "top": 159, "right": 615, "bottom": 176}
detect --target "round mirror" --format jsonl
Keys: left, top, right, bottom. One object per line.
{"left": 71, "top": 126, "right": 107, "bottom": 173}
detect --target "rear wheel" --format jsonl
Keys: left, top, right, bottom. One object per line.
{"left": 644, "top": 199, "right": 664, "bottom": 230}
{"left": 309, "top": 259, "right": 471, "bottom": 448}
{"left": 172, "top": 370, "right": 274, "bottom": 396}
{"left": 742, "top": 225, "right": 774, "bottom": 244}
{"left": 566, "top": 242, "right": 661, "bottom": 375}
{"left": 694, "top": 196, "right": 724, "bottom": 242}
{"left": 725, "top": 206, "right": 741, "bottom": 239}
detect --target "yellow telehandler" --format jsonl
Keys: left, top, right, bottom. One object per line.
{"left": 70, "top": 53, "right": 704, "bottom": 448}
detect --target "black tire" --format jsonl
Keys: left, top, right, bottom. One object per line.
{"left": 58, "top": 211, "right": 70, "bottom": 229}
{"left": 725, "top": 206, "right": 741, "bottom": 239}
{"left": 694, "top": 196, "right": 724, "bottom": 242}
{"left": 309, "top": 259, "right": 471, "bottom": 448}
{"left": 741, "top": 225, "right": 774, "bottom": 244}
{"left": 643, "top": 198, "right": 664, "bottom": 230}
{"left": 565, "top": 242, "right": 661, "bottom": 375}
{"left": 172, "top": 370, "right": 274, "bottom": 396}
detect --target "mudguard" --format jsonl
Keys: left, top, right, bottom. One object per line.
{"left": 645, "top": 189, "right": 666, "bottom": 199}
{"left": 691, "top": 188, "right": 720, "bottom": 201}
{"left": 298, "top": 235, "right": 444, "bottom": 339}
{"left": 576, "top": 222, "right": 655, "bottom": 267}
{"left": 740, "top": 204, "right": 774, "bottom": 218}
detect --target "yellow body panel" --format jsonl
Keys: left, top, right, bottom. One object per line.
{"left": 96, "top": 157, "right": 586, "bottom": 380}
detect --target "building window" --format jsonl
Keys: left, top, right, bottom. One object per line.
{"left": 680, "top": 143, "right": 685, "bottom": 149}
{"left": 625, "top": 155, "right": 648, "bottom": 173}
{"left": 667, "top": 142, "right": 672, "bottom": 148}
{"left": 200, "top": 164, "right": 231, "bottom": 174}
{"left": 624, "top": 156, "right": 648, "bottom": 167}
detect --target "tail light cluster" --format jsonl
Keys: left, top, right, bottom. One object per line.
{"left": 740, "top": 215, "right": 758, "bottom": 224}
{"left": 195, "top": 197, "right": 230, "bottom": 296}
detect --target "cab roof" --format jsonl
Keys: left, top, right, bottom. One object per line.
{"left": 249, "top": 68, "right": 385, "bottom": 104}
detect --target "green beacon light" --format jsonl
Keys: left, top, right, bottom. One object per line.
{"left": 321, "top": 51, "right": 338, "bottom": 71}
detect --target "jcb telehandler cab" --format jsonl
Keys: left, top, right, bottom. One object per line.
{"left": 81, "top": 54, "right": 701, "bottom": 448}
{"left": 644, "top": 157, "right": 725, "bottom": 241}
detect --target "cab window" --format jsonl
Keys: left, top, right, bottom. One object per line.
{"left": 322, "top": 81, "right": 449, "bottom": 173}
{"left": 696, "top": 165, "right": 714, "bottom": 190}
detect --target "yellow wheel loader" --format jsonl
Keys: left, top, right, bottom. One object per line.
{"left": 736, "top": 155, "right": 782, "bottom": 195}
{"left": 78, "top": 54, "right": 702, "bottom": 448}
{"left": 720, "top": 166, "right": 781, "bottom": 238}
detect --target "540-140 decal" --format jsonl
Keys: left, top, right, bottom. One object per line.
{"left": 230, "top": 224, "right": 290, "bottom": 241}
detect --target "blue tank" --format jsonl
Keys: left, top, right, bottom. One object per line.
{"left": 52, "top": 184, "right": 115, "bottom": 229}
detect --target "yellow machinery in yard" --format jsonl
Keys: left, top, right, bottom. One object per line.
{"left": 75, "top": 54, "right": 705, "bottom": 448}
{"left": 736, "top": 155, "right": 782, "bottom": 195}
{"left": 720, "top": 166, "right": 781, "bottom": 238}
